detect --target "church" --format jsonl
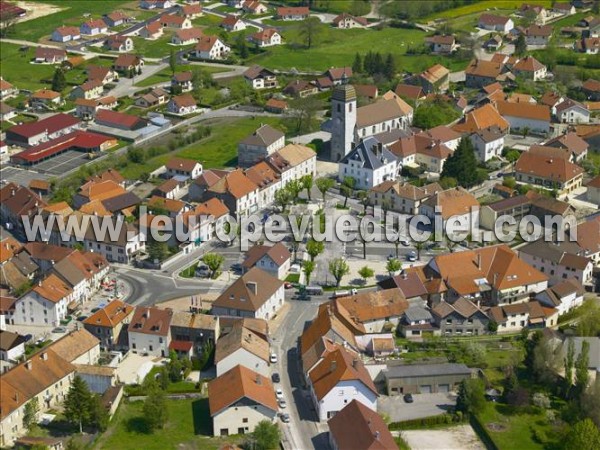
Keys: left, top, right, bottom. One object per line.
{"left": 330, "top": 84, "right": 413, "bottom": 162}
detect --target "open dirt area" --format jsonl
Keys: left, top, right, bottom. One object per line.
{"left": 16, "top": 2, "right": 66, "bottom": 23}
{"left": 401, "top": 425, "right": 485, "bottom": 450}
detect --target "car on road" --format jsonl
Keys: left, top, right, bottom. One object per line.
{"left": 284, "top": 282, "right": 294, "bottom": 289}
{"left": 272, "top": 373, "right": 280, "bottom": 383}
{"left": 280, "top": 413, "right": 290, "bottom": 423}
{"left": 91, "top": 307, "right": 100, "bottom": 313}
{"left": 278, "top": 398, "right": 287, "bottom": 409}
{"left": 23, "top": 334, "right": 33, "bottom": 342}
{"left": 406, "top": 251, "right": 417, "bottom": 262}
{"left": 400, "top": 238, "right": 410, "bottom": 246}
{"left": 404, "top": 394, "right": 414, "bottom": 403}
{"left": 275, "top": 388, "right": 284, "bottom": 399}
{"left": 52, "top": 327, "right": 67, "bottom": 333}
{"left": 77, "top": 315, "right": 88, "bottom": 322}
{"left": 230, "top": 263, "right": 242, "bottom": 272}
{"left": 270, "top": 353, "right": 278, "bottom": 364}
{"left": 195, "top": 264, "right": 210, "bottom": 277}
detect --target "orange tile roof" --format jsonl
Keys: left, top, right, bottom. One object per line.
{"left": 453, "top": 103, "right": 509, "bottom": 133}
{"left": 515, "top": 151, "right": 584, "bottom": 183}
{"left": 0, "top": 237, "right": 22, "bottom": 264}
{"left": 208, "top": 168, "right": 258, "bottom": 199}
{"left": 84, "top": 299, "right": 134, "bottom": 328}
{"left": 497, "top": 101, "right": 550, "bottom": 121}
{"left": 335, "top": 290, "right": 408, "bottom": 323}
{"left": 421, "top": 188, "right": 480, "bottom": 220}
{"left": 78, "top": 180, "right": 126, "bottom": 202}
{"left": 32, "top": 273, "right": 72, "bottom": 303}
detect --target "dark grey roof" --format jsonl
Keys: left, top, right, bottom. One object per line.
{"left": 473, "top": 126, "right": 505, "bottom": 143}
{"left": 385, "top": 363, "right": 473, "bottom": 379}
{"left": 372, "top": 128, "right": 412, "bottom": 145}
{"left": 0, "top": 330, "right": 26, "bottom": 352}
{"left": 11, "top": 252, "right": 39, "bottom": 277}
{"left": 101, "top": 192, "right": 141, "bottom": 213}
{"left": 519, "top": 239, "right": 583, "bottom": 263}
{"left": 404, "top": 305, "right": 432, "bottom": 323}
{"left": 339, "top": 137, "right": 397, "bottom": 170}
{"left": 53, "top": 257, "right": 86, "bottom": 287}
{"left": 240, "top": 124, "right": 284, "bottom": 148}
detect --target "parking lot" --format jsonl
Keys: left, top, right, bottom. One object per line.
{"left": 378, "top": 392, "right": 457, "bottom": 422}
{"left": 0, "top": 166, "right": 49, "bottom": 186}
{"left": 32, "top": 150, "right": 91, "bottom": 176}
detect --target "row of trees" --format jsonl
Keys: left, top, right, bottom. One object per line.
{"left": 352, "top": 52, "right": 396, "bottom": 80}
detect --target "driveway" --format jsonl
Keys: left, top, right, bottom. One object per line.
{"left": 401, "top": 424, "right": 485, "bottom": 450}
{"left": 378, "top": 393, "right": 457, "bottom": 422}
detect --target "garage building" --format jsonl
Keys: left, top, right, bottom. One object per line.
{"left": 384, "top": 363, "right": 475, "bottom": 395}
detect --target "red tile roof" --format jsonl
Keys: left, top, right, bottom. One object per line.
{"left": 7, "top": 113, "right": 79, "bottom": 139}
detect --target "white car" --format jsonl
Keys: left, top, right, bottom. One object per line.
{"left": 270, "top": 353, "right": 278, "bottom": 364}
{"left": 278, "top": 398, "right": 287, "bottom": 409}
{"left": 276, "top": 388, "right": 284, "bottom": 399}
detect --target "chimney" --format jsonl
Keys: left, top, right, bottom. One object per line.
{"left": 255, "top": 374, "right": 261, "bottom": 385}
{"left": 374, "top": 431, "right": 380, "bottom": 440}
{"left": 25, "top": 360, "right": 32, "bottom": 370}
{"left": 10, "top": 189, "right": 15, "bottom": 197}
{"left": 246, "top": 281, "right": 258, "bottom": 295}
{"left": 330, "top": 360, "right": 337, "bottom": 373}
{"left": 476, "top": 253, "right": 481, "bottom": 269}
{"left": 352, "top": 358, "right": 359, "bottom": 369}
{"left": 41, "top": 352, "right": 48, "bottom": 361}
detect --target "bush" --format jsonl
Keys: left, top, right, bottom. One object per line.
{"left": 389, "top": 412, "right": 465, "bottom": 430}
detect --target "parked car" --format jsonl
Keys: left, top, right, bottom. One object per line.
{"left": 195, "top": 264, "right": 210, "bottom": 277}
{"left": 404, "top": 394, "right": 414, "bottom": 403}
{"left": 280, "top": 413, "right": 290, "bottom": 423}
{"left": 275, "top": 388, "right": 284, "bottom": 399}
{"left": 77, "top": 315, "right": 88, "bottom": 322}
{"left": 278, "top": 398, "right": 287, "bottom": 409}
{"left": 284, "top": 282, "right": 294, "bottom": 289}
{"left": 230, "top": 263, "right": 242, "bottom": 272}
{"left": 406, "top": 251, "right": 417, "bottom": 262}
{"left": 270, "top": 353, "right": 278, "bottom": 364}
{"left": 272, "top": 373, "right": 281, "bottom": 383}
{"left": 400, "top": 238, "right": 410, "bottom": 246}
{"left": 52, "top": 327, "right": 67, "bottom": 333}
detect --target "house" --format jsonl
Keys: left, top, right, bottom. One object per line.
{"left": 28, "top": 179, "right": 51, "bottom": 197}
{"left": 242, "top": 1, "right": 267, "bottom": 15}
{"left": 245, "top": 160, "right": 282, "bottom": 208}
{"left": 354, "top": 84, "right": 378, "bottom": 100}
{"left": 209, "top": 365, "right": 278, "bottom": 437}
{"left": 171, "top": 27, "right": 203, "bottom": 45}
{"left": 237, "top": 124, "right": 285, "bottom": 168}
{"left": 339, "top": 137, "right": 398, "bottom": 190}
{"left": 266, "top": 143, "right": 317, "bottom": 186}
{"left": 211, "top": 267, "right": 284, "bottom": 320}
{"left": 370, "top": 181, "right": 440, "bottom": 215}
{"left": 171, "top": 71, "right": 193, "bottom": 93}
{"left": 0, "top": 330, "right": 26, "bottom": 364}
{"left": 554, "top": 98, "right": 590, "bottom": 124}
{"left": 135, "top": 87, "right": 169, "bottom": 108}
{"left": 394, "top": 83, "right": 425, "bottom": 103}
{"left": 553, "top": 2, "right": 576, "bottom": 15}
{"left": 487, "top": 300, "right": 558, "bottom": 332}
{"left": 152, "top": 178, "right": 181, "bottom": 199}
{"left": 226, "top": 0, "right": 245, "bottom": 8}
{"left": 193, "top": 35, "right": 231, "bottom": 60}
{"left": 46, "top": 329, "right": 100, "bottom": 365}
{"left": 138, "top": 21, "right": 163, "bottom": 39}
{"left": 328, "top": 400, "right": 398, "bottom": 450}
{"left": 29, "top": 89, "right": 62, "bottom": 108}
{"left": 0, "top": 78, "right": 18, "bottom": 100}
{"left": 265, "top": 98, "right": 287, "bottom": 114}
{"left": 419, "top": 187, "right": 480, "bottom": 231}
{"left": 87, "top": 66, "right": 119, "bottom": 85}
{"left": 483, "top": 34, "right": 503, "bottom": 51}
{"left": 384, "top": 363, "right": 475, "bottom": 395}
{"left": 160, "top": 14, "right": 192, "bottom": 29}
{"left": 71, "top": 80, "right": 104, "bottom": 100}
{"left": 51, "top": 26, "right": 80, "bottom": 42}
{"left": 535, "top": 279, "right": 584, "bottom": 316}
{"left": 465, "top": 59, "right": 511, "bottom": 88}
{"left": 334, "top": 290, "right": 408, "bottom": 333}
{"left": 426, "top": 35, "right": 457, "bottom": 54}
{"left": 519, "top": 240, "right": 593, "bottom": 285}
{"left": 524, "top": 24, "right": 553, "bottom": 46}
{"left": 140, "top": 0, "right": 172, "bottom": 9}
{"left": 573, "top": 218, "right": 600, "bottom": 267}
{"left": 242, "top": 243, "right": 291, "bottom": 279}
{"left": 544, "top": 132, "right": 589, "bottom": 162}
{"left": 478, "top": 13, "right": 514, "bottom": 32}
{"left": 307, "top": 344, "right": 378, "bottom": 421}
{"left": 147, "top": 195, "right": 187, "bottom": 218}
{"left": 588, "top": 176, "right": 600, "bottom": 205}
{"left": 179, "top": 3, "right": 203, "bottom": 18}
{"left": 50, "top": 250, "right": 109, "bottom": 304}
{"left": 512, "top": 56, "right": 547, "bottom": 81}
{"left": 418, "top": 64, "right": 450, "bottom": 94}
{"left": 470, "top": 126, "right": 506, "bottom": 162}
{"left": 243, "top": 65, "right": 278, "bottom": 90}
{"left": 249, "top": 28, "right": 281, "bottom": 47}
{"left": 95, "top": 109, "right": 147, "bottom": 131}
{"left": 34, "top": 47, "right": 66, "bottom": 64}
{"left": 514, "top": 151, "right": 584, "bottom": 194}
{"left": 0, "top": 350, "right": 75, "bottom": 446}
{"left": 0, "top": 183, "right": 47, "bottom": 234}
{"left": 276, "top": 6, "right": 309, "bottom": 21}
{"left": 103, "top": 11, "right": 132, "bottom": 27}
{"left": 283, "top": 80, "right": 318, "bottom": 97}
{"left": 5, "top": 113, "right": 80, "bottom": 147}
{"left": 577, "top": 37, "right": 600, "bottom": 54}
{"left": 170, "top": 310, "right": 219, "bottom": 352}
{"left": 164, "top": 156, "right": 202, "bottom": 181}
{"left": 182, "top": 197, "right": 230, "bottom": 243}
{"left": 221, "top": 14, "right": 246, "bottom": 32}
{"left": 332, "top": 13, "right": 368, "bottom": 29}
{"left": 127, "top": 306, "right": 172, "bottom": 357}
{"left": 518, "top": 4, "right": 547, "bottom": 23}
{"left": 496, "top": 101, "right": 551, "bottom": 133}
{"left": 215, "top": 320, "right": 270, "bottom": 376}
{"left": 113, "top": 54, "right": 144, "bottom": 74}
{"left": 0, "top": 102, "right": 16, "bottom": 121}
{"left": 105, "top": 35, "right": 134, "bottom": 52}
{"left": 80, "top": 19, "right": 108, "bottom": 35}
{"left": 582, "top": 79, "right": 600, "bottom": 101}
{"left": 431, "top": 297, "right": 490, "bottom": 336}
{"left": 167, "top": 93, "right": 197, "bottom": 115}
{"left": 13, "top": 274, "right": 73, "bottom": 326}
{"left": 83, "top": 300, "right": 134, "bottom": 351}
{"left": 194, "top": 168, "right": 259, "bottom": 216}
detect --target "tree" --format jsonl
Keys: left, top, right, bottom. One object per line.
{"left": 236, "top": 33, "right": 249, "bottom": 59}
{"left": 594, "top": 0, "right": 600, "bottom": 15}
{"left": 298, "top": 17, "right": 322, "bottom": 49}
{"left": 356, "top": 190, "right": 369, "bottom": 214}
{"left": 456, "top": 378, "right": 486, "bottom": 415}
{"left": 287, "top": 179, "right": 303, "bottom": 203}
{"left": 563, "top": 419, "right": 600, "bottom": 450}
{"left": 143, "top": 385, "right": 168, "bottom": 431}
{"left": 315, "top": 177, "right": 334, "bottom": 202}
{"left": 383, "top": 53, "right": 395, "bottom": 80}
{"left": 306, "top": 238, "right": 324, "bottom": 261}
{"left": 414, "top": 240, "right": 425, "bottom": 260}
{"left": 358, "top": 266, "right": 374, "bottom": 285}
{"left": 202, "top": 252, "right": 225, "bottom": 279}
{"left": 23, "top": 397, "right": 39, "bottom": 431}
{"left": 352, "top": 52, "right": 363, "bottom": 74}
{"left": 412, "top": 98, "right": 461, "bottom": 129}
{"left": 386, "top": 258, "right": 402, "bottom": 275}
{"left": 440, "top": 138, "right": 478, "bottom": 188}
{"left": 515, "top": 33, "right": 527, "bottom": 57}
{"left": 147, "top": 239, "right": 169, "bottom": 262}
{"left": 303, "top": 260, "right": 315, "bottom": 285}
{"left": 288, "top": 95, "right": 322, "bottom": 134}
{"left": 252, "top": 419, "right": 281, "bottom": 450}
{"left": 522, "top": 126, "right": 530, "bottom": 139}
{"left": 575, "top": 340, "right": 590, "bottom": 396}
{"left": 532, "top": 336, "right": 562, "bottom": 385}
{"left": 328, "top": 257, "right": 349, "bottom": 287}
{"left": 301, "top": 174, "right": 313, "bottom": 201}
{"left": 169, "top": 49, "right": 177, "bottom": 76}
{"left": 89, "top": 394, "right": 109, "bottom": 432}
{"left": 64, "top": 375, "right": 92, "bottom": 433}
{"left": 487, "top": 321, "right": 498, "bottom": 333}
{"left": 274, "top": 186, "right": 292, "bottom": 212}
{"left": 565, "top": 339, "right": 575, "bottom": 390}
{"left": 341, "top": 176, "right": 355, "bottom": 208}
{"left": 52, "top": 67, "right": 66, "bottom": 92}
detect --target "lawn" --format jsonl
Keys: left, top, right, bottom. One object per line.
{"left": 251, "top": 26, "right": 469, "bottom": 73}
{"left": 441, "top": 9, "right": 515, "bottom": 33}
{"left": 0, "top": 42, "right": 58, "bottom": 91}
{"left": 548, "top": 11, "right": 588, "bottom": 29}
{"left": 134, "top": 64, "right": 232, "bottom": 87}
{"left": 423, "top": 1, "right": 553, "bottom": 21}
{"left": 9, "top": 0, "right": 137, "bottom": 42}
{"left": 95, "top": 398, "right": 243, "bottom": 450}
{"left": 130, "top": 35, "right": 192, "bottom": 59}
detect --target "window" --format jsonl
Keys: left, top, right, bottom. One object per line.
{"left": 242, "top": 418, "right": 248, "bottom": 423}
{"left": 149, "top": 345, "right": 153, "bottom": 351}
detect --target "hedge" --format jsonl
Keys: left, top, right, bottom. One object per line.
{"left": 389, "top": 412, "right": 465, "bottom": 430}
{"left": 470, "top": 415, "right": 499, "bottom": 450}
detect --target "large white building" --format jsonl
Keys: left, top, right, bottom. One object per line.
{"left": 127, "top": 306, "right": 173, "bottom": 357}
{"left": 338, "top": 137, "right": 398, "bottom": 190}
{"left": 214, "top": 321, "right": 270, "bottom": 377}
{"left": 13, "top": 274, "right": 74, "bottom": 327}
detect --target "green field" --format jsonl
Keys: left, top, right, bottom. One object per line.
{"left": 94, "top": 398, "right": 242, "bottom": 450}
{"left": 0, "top": 42, "right": 57, "bottom": 91}
{"left": 423, "top": 0, "right": 553, "bottom": 21}
{"left": 9, "top": 0, "right": 137, "bottom": 42}
{"left": 251, "top": 26, "right": 469, "bottom": 73}
{"left": 134, "top": 64, "right": 232, "bottom": 87}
